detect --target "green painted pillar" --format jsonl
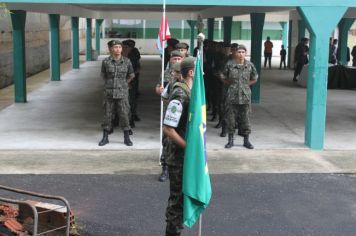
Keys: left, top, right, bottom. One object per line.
{"left": 338, "top": 18, "right": 355, "bottom": 65}
{"left": 49, "top": 14, "right": 60, "bottom": 81}
{"left": 223, "top": 16, "right": 232, "bottom": 44}
{"left": 298, "top": 19, "right": 306, "bottom": 42}
{"left": 280, "top": 22, "right": 288, "bottom": 49}
{"left": 10, "top": 10, "right": 27, "bottom": 103}
{"left": 71, "top": 17, "right": 80, "bottom": 69}
{"left": 95, "top": 19, "right": 104, "bottom": 56}
{"left": 287, "top": 20, "right": 293, "bottom": 68}
{"left": 250, "top": 13, "right": 265, "bottom": 104}
{"left": 187, "top": 20, "right": 196, "bottom": 55}
{"left": 86, "top": 18, "right": 92, "bottom": 61}
{"left": 298, "top": 6, "right": 347, "bottom": 150}
{"left": 207, "top": 18, "right": 214, "bottom": 41}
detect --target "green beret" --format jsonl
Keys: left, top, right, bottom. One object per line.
{"left": 237, "top": 44, "right": 247, "bottom": 51}
{"left": 171, "top": 62, "right": 181, "bottom": 72}
{"left": 107, "top": 40, "right": 122, "bottom": 48}
{"left": 180, "top": 57, "right": 195, "bottom": 70}
{"left": 175, "top": 42, "right": 189, "bottom": 50}
{"left": 170, "top": 50, "right": 184, "bottom": 58}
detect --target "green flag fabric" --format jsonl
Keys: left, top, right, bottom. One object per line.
{"left": 183, "top": 53, "right": 212, "bottom": 228}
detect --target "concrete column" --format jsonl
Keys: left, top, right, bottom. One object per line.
{"left": 288, "top": 20, "right": 293, "bottom": 68}
{"left": 207, "top": 18, "right": 214, "bottom": 41}
{"left": 280, "top": 21, "right": 288, "bottom": 49}
{"left": 95, "top": 19, "right": 103, "bottom": 56}
{"left": 102, "top": 19, "right": 106, "bottom": 38}
{"left": 338, "top": 18, "right": 355, "bottom": 65}
{"left": 298, "top": 19, "right": 306, "bottom": 42}
{"left": 143, "top": 20, "right": 146, "bottom": 39}
{"left": 181, "top": 20, "right": 185, "bottom": 39}
{"left": 49, "top": 14, "right": 60, "bottom": 81}
{"left": 187, "top": 20, "right": 196, "bottom": 55}
{"left": 86, "top": 18, "right": 92, "bottom": 61}
{"left": 223, "top": 16, "right": 233, "bottom": 44}
{"left": 298, "top": 6, "right": 347, "bottom": 149}
{"left": 71, "top": 17, "right": 80, "bottom": 69}
{"left": 10, "top": 10, "right": 27, "bottom": 103}
{"left": 218, "top": 20, "right": 222, "bottom": 40}
{"left": 250, "top": 13, "right": 265, "bottom": 104}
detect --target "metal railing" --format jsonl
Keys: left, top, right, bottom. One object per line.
{"left": 0, "top": 184, "right": 71, "bottom": 236}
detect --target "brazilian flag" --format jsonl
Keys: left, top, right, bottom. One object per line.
{"left": 183, "top": 53, "right": 212, "bottom": 228}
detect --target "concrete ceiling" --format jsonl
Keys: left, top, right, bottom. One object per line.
{"left": 6, "top": 3, "right": 356, "bottom": 20}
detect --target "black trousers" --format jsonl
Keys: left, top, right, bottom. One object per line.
{"left": 293, "top": 62, "right": 305, "bottom": 79}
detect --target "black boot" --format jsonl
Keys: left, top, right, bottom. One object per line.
{"left": 128, "top": 129, "right": 133, "bottom": 135}
{"left": 225, "top": 134, "right": 234, "bottom": 148}
{"left": 158, "top": 165, "right": 168, "bottom": 182}
{"left": 243, "top": 135, "right": 254, "bottom": 149}
{"left": 124, "top": 130, "right": 133, "bottom": 146}
{"left": 215, "top": 120, "right": 222, "bottom": 128}
{"left": 98, "top": 130, "right": 109, "bottom": 146}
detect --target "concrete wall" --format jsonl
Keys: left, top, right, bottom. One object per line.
{"left": 0, "top": 11, "right": 87, "bottom": 89}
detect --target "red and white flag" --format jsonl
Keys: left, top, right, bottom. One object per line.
{"left": 156, "top": 17, "right": 171, "bottom": 54}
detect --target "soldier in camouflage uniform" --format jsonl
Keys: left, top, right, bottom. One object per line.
{"left": 98, "top": 40, "right": 135, "bottom": 147}
{"left": 155, "top": 50, "right": 184, "bottom": 182}
{"left": 221, "top": 44, "right": 258, "bottom": 149}
{"left": 163, "top": 57, "right": 195, "bottom": 236}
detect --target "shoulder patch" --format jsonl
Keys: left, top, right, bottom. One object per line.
{"left": 163, "top": 99, "right": 183, "bottom": 128}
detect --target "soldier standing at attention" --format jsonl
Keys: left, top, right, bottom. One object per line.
{"left": 163, "top": 57, "right": 195, "bottom": 236}
{"left": 222, "top": 44, "right": 258, "bottom": 149}
{"left": 98, "top": 40, "right": 135, "bottom": 146}
{"left": 155, "top": 50, "right": 184, "bottom": 182}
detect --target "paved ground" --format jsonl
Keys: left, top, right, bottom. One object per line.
{"left": 0, "top": 55, "right": 355, "bottom": 150}
{"left": 1, "top": 174, "right": 356, "bottom": 236}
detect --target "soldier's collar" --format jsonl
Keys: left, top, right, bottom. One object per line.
{"left": 110, "top": 56, "right": 124, "bottom": 63}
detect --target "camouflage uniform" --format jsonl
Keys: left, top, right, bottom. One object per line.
{"left": 164, "top": 81, "right": 191, "bottom": 236}
{"left": 101, "top": 56, "right": 134, "bottom": 132}
{"left": 223, "top": 59, "right": 258, "bottom": 135}
{"left": 160, "top": 65, "right": 178, "bottom": 167}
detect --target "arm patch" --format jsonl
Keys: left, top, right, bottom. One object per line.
{"left": 164, "top": 99, "right": 183, "bottom": 128}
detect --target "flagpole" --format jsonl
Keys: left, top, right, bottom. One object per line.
{"left": 159, "top": 0, "right": 166, "bottom": 163}
{"left": 197, "top": 33, "right": 205, "bottom": 236}
{"left": 198, "top": 215, "right": 202, "bottom": 236}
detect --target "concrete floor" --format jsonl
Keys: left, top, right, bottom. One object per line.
{"left": 0, "top": 55, "right": 355, "bottom": 150}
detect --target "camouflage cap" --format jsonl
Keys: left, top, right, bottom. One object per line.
{"left": 180, "top": 57, "right": 195, "bottom": 70}
{"left": 107, "top": 40, "right": 122, "bottom": 48}
{"left": 237, "top": 44, "right": 247, "bottom": 51}
{"left": 170, "top": 50, "right": 184, "bottom": 58}
{"left": 175, "top": 42, "right": 189, "bottom": 49}
{"left": 171, "top": 62, "right": 181, "bottom": 72}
